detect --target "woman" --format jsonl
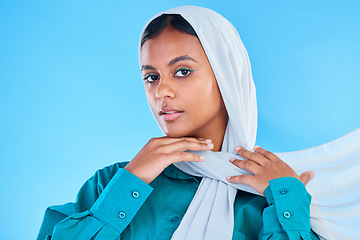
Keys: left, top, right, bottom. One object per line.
{"left": 37, "top": 5, "right": 360, "bottom": 240}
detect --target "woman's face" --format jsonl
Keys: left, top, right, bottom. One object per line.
{"left": 140, "top": 27, "right": 228, "bottom": 139}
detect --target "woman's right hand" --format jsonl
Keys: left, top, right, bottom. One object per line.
{"left": 124, "top": 137, "right": 214, "bottom": 184}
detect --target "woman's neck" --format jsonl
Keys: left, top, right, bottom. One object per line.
{"left": 210, "top": 128, "right": 226, "bottom": 152}
{"left": 208, "top": 105, "right": 228, "bottom": 152}
{"left": 193, "top": 115, "right": 228, "bottom": 152}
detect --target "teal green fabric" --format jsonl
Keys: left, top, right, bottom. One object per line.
{"left": 37, "top": 162, "right": 319, "bottom": 240}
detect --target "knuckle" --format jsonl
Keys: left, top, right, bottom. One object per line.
{"left": 182, "top": 140, "right": 191, "bottom": 149}
{"left": 268, "top": 152, "right": 279, "bottom": 160}
{"left": 179, "top": 151, "right": 187, "bottom": 157}
{"left": 256, "top": 147, "right": 266, "bottom": 153}
{"left": 233, "top": 175, "right": 244, "bottom": 183}
{"left": 240, "top": 150, "right": 255, "bottom": 159}
{"left": 266, "top": 153, "right": 275, "bottom": 160}
{"left": 191, "top": 154, "right": 200, "bottom": 161}
{"left": 178, "top": 151, "right": 189, "bottom": 159}
{"left": 236, "top": 159, "right": 245, "bottom": 167}
{"left": 239, "top": 151, "right": 247, "bottom": 158}
{"left": 242, "top": 160, "right": 250, "bottom": 166}
{"left": 264, "top": 150, "right": 272, "bottom": 156}
{"left": 249, "top": 151, "right": 258, "bottom": 159}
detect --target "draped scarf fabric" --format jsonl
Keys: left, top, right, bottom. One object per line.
{"left": 138, "top": 6, "right": 360, "bottom": 240}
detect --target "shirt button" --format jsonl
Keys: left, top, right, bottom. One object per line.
{"left": 118, "top": 211, "right": 126, "bottom": 219}
{"left": 279, "top": 188, "right": 288, "bottom": 194}
{"left": 283, "top": 211, "right": 291, "bottom": 219}
{"left": 132, "top": 191, "right": 140, "bottom": 198}
{"left": 171, "top": 216, "right": 180, "bottom": 223}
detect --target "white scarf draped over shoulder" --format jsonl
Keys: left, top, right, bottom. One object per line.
{"left": 138, "top": 5, "right": 360, "bottom": 240}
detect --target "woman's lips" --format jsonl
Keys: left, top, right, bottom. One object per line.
{"left": 161, "top": 111, "right": 184, "bottom": 121}
{"left": 159, "top": 107, "right": 184, "bottom": 121}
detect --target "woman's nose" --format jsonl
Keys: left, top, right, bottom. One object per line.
{"left": 155, "top": 77, "right": 176, "bottom": 100}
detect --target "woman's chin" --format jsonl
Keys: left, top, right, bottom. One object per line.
{"left": 164, "top": 128, "right": 194, "bottom": 138}
{"left": 165, "top": 132, "right": 188, "bottom": 138}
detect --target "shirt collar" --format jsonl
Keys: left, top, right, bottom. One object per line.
{"left": 164, "top": 164, "right": 202, "bottom": 183}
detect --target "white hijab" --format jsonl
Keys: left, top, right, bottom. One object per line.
{"left": 139, "top": 5, "right": 360, "bottom": 240}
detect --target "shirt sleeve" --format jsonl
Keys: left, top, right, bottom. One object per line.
{"left": 260, "top": 177, "right": 319, "bottom": 240}
{"left": 37, "top": 163, "right": 153, "bottom": 240}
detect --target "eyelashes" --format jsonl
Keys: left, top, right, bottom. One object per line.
{"left": 174, "top": 68, "right": 194, "bottom": 77}
{"left": 143, "top": 74, "right": 159, "bottom": 83}
{"left": 143, "top": 68, "right": 194, "bottom": 84}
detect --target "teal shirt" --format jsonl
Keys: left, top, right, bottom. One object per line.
{"left": 37, "top": 161, "right": 319, "bottom": 240}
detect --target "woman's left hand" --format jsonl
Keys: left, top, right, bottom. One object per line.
{"left": 227, "top": 145, "right": 315, "bottom": 196}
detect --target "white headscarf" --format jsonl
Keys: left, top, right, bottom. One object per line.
{"left": 139, "top": 5, "right": 360, "bottom": 240}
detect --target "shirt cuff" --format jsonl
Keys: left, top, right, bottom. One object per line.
{"left": 263, "top": 177, "right": 312, "bottom": 233}
{"left": 90, "top": 168, "right": 153, "bottom": 233}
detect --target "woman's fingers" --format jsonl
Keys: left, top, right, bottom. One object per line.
{"left": 230, "top": 145, "right": 315, "bottom": 195}
{"left": 126, "top": 136, "right": 210, "bottom": 184}
{"left": 235, "top": 146, "right": 267, "bottom": 166}
{"left": 227, "top": 174, "right": 266, "bottom": 195}
{"left": 170, "top": 151, "right": 206, "bottom": 163}
{"left": 230, "top": 158, "right": 259, "bottom": 174}
{"left": 253, "top": 145, "right": 280, "bottom": 161}
{"left": 299, "top": 171, "right": 315, "bottom": 186}
{"left": 162, "top": 138, "right": 214, "bottom": 153}
{"left": 227, "top": 174, "right": 256, "bottom": 187}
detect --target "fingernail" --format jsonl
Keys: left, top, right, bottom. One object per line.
{"left": 200, "top": 156, "right": 205, "bottom": 161}
{"left": 235, "top": 146, "right": 241, "bottom": 151}
{"left": 205, "top": 139, "right": 212, "bottom": 143}
{"left": 310, "top": 172, "right": 315, "bottom": 179}
{"left": 229, "top": 158, "right": 235, "bottom": 163}
{"left": 207, "top": 143, "right": 214, "bottom": 149}
{"left": 227, "top": 176, "right": 232, "bottom": 181}
{"left": 254, "top": 145, "right": 259, "bottom": 150}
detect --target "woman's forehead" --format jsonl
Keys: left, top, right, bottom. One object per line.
{"left": 140, "top": 28, "right": 206, "bottom": 65}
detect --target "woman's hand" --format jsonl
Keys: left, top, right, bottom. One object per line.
{"left": 227, "top": 145, "right": 315, "bottom": 195}
{"left": 125, "top": 137, "right": 213, "bottom": 184}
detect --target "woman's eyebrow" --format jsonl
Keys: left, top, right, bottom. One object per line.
{"left": 168, "top": 55, "right": 198, "bottom": 66}
{"left": 141, "top": 65, "right": 156, "bottom": 71}
{"left": 141, "top": 55, "right": 198, "bottom": 71}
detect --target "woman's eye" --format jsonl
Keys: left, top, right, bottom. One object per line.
{"left": 143, "top": 74, "right": 159, "bottom": 83}
{"left": 175, "top": 68, "right": 194, "bottom": 77}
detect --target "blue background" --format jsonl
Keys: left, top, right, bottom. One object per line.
{"left": 0, "top": 1, "right": 359, "bottom": 239}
